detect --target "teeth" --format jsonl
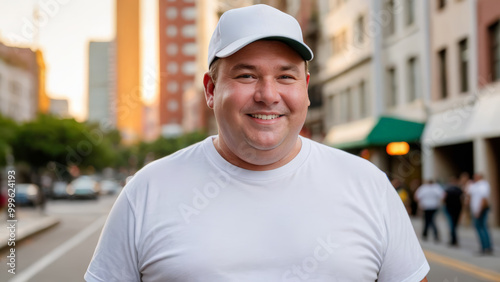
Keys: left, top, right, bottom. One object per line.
{"left": 251, "top": 114, "right": 280, "bottom": 120}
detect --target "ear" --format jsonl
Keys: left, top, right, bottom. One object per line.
{"left": 203, "top": 72, "right": 215, "bottom": 109}
{"left": 306, "top": 72, "right": 311, "bottom": 107}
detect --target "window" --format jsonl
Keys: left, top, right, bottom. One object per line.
{"left": 438, "top": 48, "right": 448, "bottom": 99}
{"left": 182, "top": 7, "right": 196, "bottom": 21}
{"left": 182, "top": 43, "right": 197, "bottom": 56}
{"left": 489, "top": 21, "right": 500, "bottom": 81}
{"left": 346, "top": 88, "right": 352, "bottom": 121}
{"left": 167, "top": 100, "right": 179, "bottom": 112}
{"left": 166, "top": 44, "right": 178, "bottom": 56}
{"left": 326, "top": 95, "right": 335, "bottom": 125}
{"left": 166, "top": 25, "right": 177, "bottom": 37}
{"left": 340, "top": 88, "right": 352, "bottom": 122}
{"left": 167, "top": 62, "right": 178, "bottom": 74}
{"left": 359, "top": 80, "right": 368, "bottom": 118}
{"left": 166, "top": 7, "right": 177, "bottom": 19}
{"left": 387, "top": 67, "right": 397, "bottom": 108}
{"left": 331, "top": 30, "right": 347, "bottom": 57}
{"left": 354, "top": 16, "right": 365, "bottom": 46}
{"left": 385, "top": 0, "right": 395, "bottom": 36}
{"left": 407, "top": 57, "right": 418, "bottom": 102}
{"left": 167, "top": 81, "right": 178, "bottom": 93}
{"left": 182, "top": 25, "right": 196, "bottom": 38}
{"left": 406, "top": 0, "right": 415, "bottom": 26}
{"left": 9, "top": 81, "right": 20, "bottom": 95}
{"left": 182, "top": 61, "right": 196, "bottom": 75}
{"left": 458, "top": 38, "right": 469, "bottom": 92}
{"left": 438, "top": 0, "right": 446, "bottom": 10}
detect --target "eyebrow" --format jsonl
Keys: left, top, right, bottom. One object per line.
{"left": 229, "top": 64, "right": 257, "bottom": 72}
{"left": 229, "top": 63, "right": 301, "bottom": 73}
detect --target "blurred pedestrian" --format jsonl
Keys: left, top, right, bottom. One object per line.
{"left": 444, "top": 176, "right": 463, "bottom": 246}
{"left": 85, "top": 5, "right": 429, "bottom": 282}
{"left": 415, "top": 180, "right": 445, "bottom": 242}
{"left": 409, "top": 178, "right": 421, "bottom": 217}
{"left": 467, "top": 173, "right": 493, "bottom": 255}
{"left": 392, "top": 178, "right": 410, "bottom": 214}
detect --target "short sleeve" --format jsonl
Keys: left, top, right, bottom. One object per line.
{"left": 85, "top": 188, "right": 140, "bottom": 282}
{"left": 378, "top": 181, "right": 430, "bottom": 282}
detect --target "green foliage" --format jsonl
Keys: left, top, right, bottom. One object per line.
{"left": 0, "top": 114, "right": 18, "bottom": 166}
{"left": 134, "top": 131, "right": 208, "bottom": 168}
{"left": 11, "top": 114, "right": 119, "bottom": 171}
{"left": 1, "top": 113, "right": 207, "bottom": 174}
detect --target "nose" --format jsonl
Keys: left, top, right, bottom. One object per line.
{"left": 254, "top": 78, "right": 281, "bottom": 106}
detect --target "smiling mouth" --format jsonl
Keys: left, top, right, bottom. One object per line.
{"left": 248, "top": 114, "right": 283, "bottom": 120}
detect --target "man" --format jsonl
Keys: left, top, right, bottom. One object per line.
{"left": 467, "top": 173, "right": 493, "bottom": 255}
{"left": 444, "top": 176, "right": 463, "bottom": 246}
{"left": 85, "top": 5, "right": 429, "bottom": 281}
{"left": 415, "top": 180, "right": 445, "bottom": 243}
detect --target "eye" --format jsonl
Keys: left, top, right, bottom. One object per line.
{"left": 237, "top": 74, "right": 254, "bottom": 79}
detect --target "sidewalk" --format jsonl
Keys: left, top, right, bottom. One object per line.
{"left": 0, "top": 207, "right": 60, "bottom": 252}
{"left": 411, "top": 210, "right": 500, "bottom": 275}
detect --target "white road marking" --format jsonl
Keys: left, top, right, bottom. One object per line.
{"left": 10, "top": 215, "right": 107, "bottom": 282}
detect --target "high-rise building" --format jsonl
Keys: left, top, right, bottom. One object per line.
{"left": 158, "top": 0, "right": 198, "bottom": 137}
{"left": 49, "top": 98, "right": 70, "bottom": 118}
{"left": 0, "top": 42, "right": 46, "bottom": 122}
{"left": 116, "top": 0, "right": 143, "bottom": 142}
{"left": 88, "top": 41, "right": 116, "bottom": 127}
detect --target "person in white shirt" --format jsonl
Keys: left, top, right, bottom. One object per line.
{"left": 467, "top": 173, "right": 493, "bottom": 255}
{"left": 415, "top": 180, "right": 445, "bottom": 242}
{"left": 85, "top": 4, "right": 429, "bottom": 281}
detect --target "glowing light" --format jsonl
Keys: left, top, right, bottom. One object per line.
{"left": 386, "top": 142, "right": 410, "bottom": 155}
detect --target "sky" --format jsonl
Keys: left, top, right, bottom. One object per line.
{"left": 0, "top": 0, "right": 115, "bottom": 121}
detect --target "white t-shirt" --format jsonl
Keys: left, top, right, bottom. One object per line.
{"left": 85, "top": 136, "right": 429, "bottom": 282}
{"left": 467, "top": 179, "right": 490, "bottom": 215}
{"left": 414, "top": 183, "right": 445, "bottom": 210}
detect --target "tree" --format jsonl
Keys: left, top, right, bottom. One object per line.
{"left": 0, "top": 114, "right": 18, "bottom": 167}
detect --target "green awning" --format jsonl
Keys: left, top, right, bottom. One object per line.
{"left": 332, "top": 116, "right": 425, "bottom": 150}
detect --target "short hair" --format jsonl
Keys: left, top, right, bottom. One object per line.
{"left": 208, "top": 58, "right": 309, "bottom": 84}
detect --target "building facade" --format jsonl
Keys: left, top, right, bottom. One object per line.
{"left": 116, "top": 0, "right": 143, "bottom": 142}
{"left": 0, "top": 42, "right": 46, "bottom": 122}
{"left": 158, "top": 0, "right": 198, "bottom": 137}
{"left": 319, "top": 0, "right": 428, "bottom": 186}
{"left": 422, "top": 0, "right": 500, "bottom": 225}
{"left": 88, "top": 41, "right": 116, "bottom": 127}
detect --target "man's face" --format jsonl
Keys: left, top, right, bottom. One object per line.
{"left": 204, "top": 40, "right": 310, "bottom": 167}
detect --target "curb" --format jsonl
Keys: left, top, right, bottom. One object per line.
{"left": 1, "top": 216, "right": 60, "bottom": 253}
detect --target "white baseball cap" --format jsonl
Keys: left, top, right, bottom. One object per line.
{"left": 208, "top": 4, "right": 314, "bottom": 67}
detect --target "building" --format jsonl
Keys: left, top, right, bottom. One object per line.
{"left": 422, "top": 0, "right": 500, "bottom": 225}
{"left": 0, "top": 42, "right": 47, "bottom": 122}
{"left": 116, "top": 0, "right": 143, "bottom": 142}
{"left": 49, "top": 98, "right": 70, "bottom": 117}
{"left": 158, "top": 0, "right": 198, "bottom": 137}
{"left": 319, "top": 0, "right": 428, "bottom": 185}
{"left": 88, "top": 41, "right": 116, "bottom": 127}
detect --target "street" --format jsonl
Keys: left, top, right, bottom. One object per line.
{"left": 1, "top": 193, "right": 499, "bottom": 281}
{"left": 0, "top": 194, "right": 117, "bottom": 282}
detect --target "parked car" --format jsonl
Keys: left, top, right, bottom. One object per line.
{"left": 67, "top": 176, "right": 99, "bottom": 200}
{"left": 52, "top": 181, "right": 70, "bottom": 199}
{"left": 99, "top": 180, "right": 121, "bottom": 195}
{"left": 15, "top": 184, "right": 41, "bottom": 207}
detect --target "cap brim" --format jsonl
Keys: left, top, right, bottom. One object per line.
{"left": 215, "top": 35, "right": 313, "bottom": 62}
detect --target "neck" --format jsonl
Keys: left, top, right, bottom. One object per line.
{"left": 213, "top": 136, "right": 302, "bottom": 171}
